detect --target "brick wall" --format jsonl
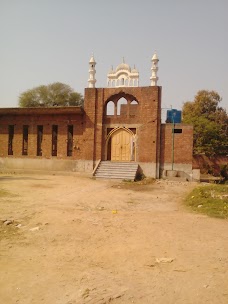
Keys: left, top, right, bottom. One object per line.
{"left": 160, "top": 124, "right": 193, "bottom": 165}
{"left": 0, "top": 108, "right": 84, "bottom": 160}
{"left": 83, "top": 86, "right": 162, "bottom": 164}
{"left": 0, "top": 87, "right": 194, "bottom": 176}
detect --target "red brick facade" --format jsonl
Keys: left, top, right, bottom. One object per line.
{"left": 0, "top": 107, "right": 84, "bottom": 159}
{"left": 0, "top": 86, "right": 193, "bottom": 177}
{"left": 160, "top": 124, "right": 193, "bottom": 172}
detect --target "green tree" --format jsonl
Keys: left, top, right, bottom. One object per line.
{"left": 19, "top": 82, "right": 83, "bottom": 107}
{"left": 182, "top": 90, "right": 228, "bottom": 155}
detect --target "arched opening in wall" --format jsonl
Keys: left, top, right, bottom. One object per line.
{"left": 117, "top": 97, "right": 128, "bottom": 116}
{"left": 106, "top": 101, "right": 115, "bottom": 115}
{"left": 106, "top": 128, "right": 136, "bottom": 161}
{"left": 129, "top": 100, "right": 139, "bottom": 117}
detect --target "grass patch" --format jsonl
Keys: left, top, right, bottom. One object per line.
{"left": 112, "top": 178, "right": 156, "bottom": 192}
{"left": 185, "top": 184, "right": 228, "bottom": 219}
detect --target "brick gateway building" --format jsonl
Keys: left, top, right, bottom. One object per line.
{"left": 0, "top": 54, "right": 193, "bottom": 178}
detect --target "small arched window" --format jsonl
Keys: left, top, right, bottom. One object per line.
{"left": 106, "top": 101, "right": 115, "bottom": 115}
{"left": 117, "top": 97, "right": 128, "bottom": 116}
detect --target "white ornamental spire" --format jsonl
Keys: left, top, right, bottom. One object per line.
{"left": 88, "top": 54, "right": 96, "bottom": 88}
{"left": 150, "top": 52, "right": 159, "bottom": 86}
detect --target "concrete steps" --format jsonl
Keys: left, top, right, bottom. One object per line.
{"left": 94, "top": 161, "right": 138, "bottom": 180}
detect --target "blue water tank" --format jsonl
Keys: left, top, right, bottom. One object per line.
{"left": 166, "top": 109, "right": 182, "bottom": 123}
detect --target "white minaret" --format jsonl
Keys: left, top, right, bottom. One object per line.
{"left": 88, "top": 54, "right": 96, "bottom": 88}
{"left": 150, "top": 52, "right": 159, "bottom": 86}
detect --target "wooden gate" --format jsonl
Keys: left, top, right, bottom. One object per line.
{"left": 111, "top": 129, "right": 131, "bottom": 161}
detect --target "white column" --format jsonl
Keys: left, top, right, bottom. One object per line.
{"left": 150, "top": 53, "right": 159, "bottom": 86}
{"left": 88, "top": 55, "right": 96, "bottom": 88}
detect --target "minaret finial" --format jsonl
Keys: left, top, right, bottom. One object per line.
{"left": 88, "top": 54, "right": 96, "bottom": 88}
{"left": 150, "top": 52, "right": 159, "bottom": 86}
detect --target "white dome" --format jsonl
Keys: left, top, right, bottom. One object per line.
{"left": 107, "top": 59, "right": 139, "bottom": 88}
{"left": 116, "top": 62, "right": 131, "bottom": 72}
{"left": 131, "top": 65, "right": 138, "bottom": 73}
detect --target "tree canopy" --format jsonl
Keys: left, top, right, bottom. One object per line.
{"left": 19, "top": 82, "right": 83, "bottom": 107}
{"left": 182, "top": 90, "right": 228, "bottom": 155}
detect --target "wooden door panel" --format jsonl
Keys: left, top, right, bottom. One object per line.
{"left": 121, "top": 131, "right": 131, "bottom": 161}
{"left": 111, "top": 130, "right": 121, "bottom": 161}
{"left": 111, "top": 129, "right": 131, "bottom": 161}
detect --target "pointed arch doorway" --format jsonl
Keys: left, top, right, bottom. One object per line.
{"left": 106, "top": 128, "right": 136, "bottom": 161}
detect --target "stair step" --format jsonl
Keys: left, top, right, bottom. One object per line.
{"left": 96, "top": 171, "right": 136, "bottom": 175}
{"left": 98, "top": 165, "right": 137, "bottom": 167}
{"left": 94, "top": 161, "right": 138, "bottom": 181}
{"left": 98, "top": 169, "right": 137, "bottom": 172}
{"left": 96, "top": 174, "right": 136, "bottom": 178}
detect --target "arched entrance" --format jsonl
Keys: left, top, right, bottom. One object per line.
{"left": 106, "top": 128, "right": 136, "bottom": 161}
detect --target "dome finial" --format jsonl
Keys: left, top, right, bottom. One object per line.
{"left": 122, "top": 57, "right": 125, "bottom": 63}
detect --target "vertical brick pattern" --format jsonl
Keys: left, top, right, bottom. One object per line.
{"left": 0, "top": 111, "right": 84, "bottom": 159}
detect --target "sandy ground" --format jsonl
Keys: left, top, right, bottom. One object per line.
{"left": 0, "top": 173, "right": 228, "bottom": 304}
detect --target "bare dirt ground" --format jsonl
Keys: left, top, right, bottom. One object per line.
{"left": 0, "top": 173, "right": 228, "bottom": 304}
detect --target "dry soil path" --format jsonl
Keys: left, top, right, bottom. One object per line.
{"left": 0, "top": 174, "right": 228, "bottom": 304}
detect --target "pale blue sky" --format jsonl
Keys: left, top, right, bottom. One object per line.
{"left": 0, "top": 0, "right": 227, "bottom": 115}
